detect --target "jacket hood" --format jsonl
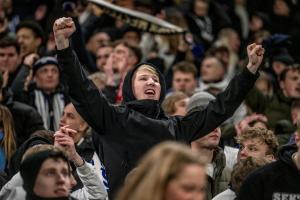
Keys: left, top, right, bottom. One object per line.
{"left": 278, "top": 144, "right": 298, "bottom": 169}
{"left": 122, "top": 62, "right": 166, "bottom": 104}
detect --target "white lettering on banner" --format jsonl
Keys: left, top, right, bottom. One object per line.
{"left": 273, "top": 193, "right": 300, "bottom": 200}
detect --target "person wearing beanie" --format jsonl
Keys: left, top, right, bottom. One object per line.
{"left": 20, "top": 145, "right": 76, "bottom": 200}
{"left": 0, "top": 132, "right": 108, "bottom": 200}
{"left": 13, "top": 56, "right": 69, "bottom": 131}
{"left": 187, "top": 91, "right": 232, "bottom": 200}
{"left": 54, "top": 17, "right": 264, "bottom": 198}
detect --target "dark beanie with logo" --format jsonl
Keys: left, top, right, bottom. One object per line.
{"left": 32, "top": 56, "right": 60, "bottom": 75}
{"left": 20, "top": 147, "right": 70, "bottom": 198}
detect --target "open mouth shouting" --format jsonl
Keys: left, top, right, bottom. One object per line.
{"left": 144, "top": 89, "right": 156, "bottom": 96}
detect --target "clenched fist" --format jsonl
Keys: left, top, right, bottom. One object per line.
{"left": 53, "top": 17, "right": 76, "bottom": 50}
{"left": 246, "top": 43, "right": 265, "bottom": 74}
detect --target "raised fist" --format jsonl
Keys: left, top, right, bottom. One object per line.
{"left": 53, "top": 17, "right": 76, "bottom": 50}
{"left": 246, "top": 43, "right": 265, "bottom": 74}
{"left": 53, "top": 17, "right": 76, "bottom": 38}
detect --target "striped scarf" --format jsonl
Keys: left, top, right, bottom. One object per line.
{"left": 34, "top": 90, "right": 65, "bottom": 131}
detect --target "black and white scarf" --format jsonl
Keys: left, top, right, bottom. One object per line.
{"left": 34, "top": 90, "right": 65, "bottom": 131}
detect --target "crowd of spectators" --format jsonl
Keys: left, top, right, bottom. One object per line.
{"left": 0, "top": 0, "right": 299, "bottom": 199}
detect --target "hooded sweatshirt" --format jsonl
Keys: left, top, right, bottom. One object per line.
{"left": 238, "top": 145, "right": 300, "bottom": 200}
{"left": 57, "top": 46, "right": 258, "bottom": 198}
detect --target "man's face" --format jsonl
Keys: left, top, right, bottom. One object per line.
{"left": 59, "top": 103, "right": 88, "bottom": 143}
{"left": 194, "top": 0, "right": 208, "bottom": 17}
{"left": 96, "top": 46, "right": 113, "bottom": 71}
{"left": 200, "top": 57, "right": 225, "bottom": 82}
{"left": 123, "top": 31, "right": 140, "bottom": 46}
{"left": 273, "top": 0, "right": 290, "bottom": 16}
{"left": 16, "top": 28, "right": 41, "bottom": 57}
{"left": 172, "top": 71, "right": 197, "bottom": 94}
{"left": 33, "top": 158, "right": 72, "bottom": 198}
{"left": 272, "top": 61, "right": 287, "bottom": 76}
{"left": 0, "top": 46, "right": 19, "bottom": 73}
{"left": 113, "top": 44, "right": 137, "bottom": 72}
{"left": 35, "top": 64, "right": 59, "bottom": 92}
{"left": 280, "top": 70, "right": 300, "bottom": 98}
{"left": 192, "top": 128, "right": 221, "bottom": 149}
{"left": 87, "top": 32, "right": 111, "bottom": 55}
{"left": 238, "top": 138, "right": 272, "bottom": 161}
{"left": 132, "top": 67, "right": 161, "bottom": 100}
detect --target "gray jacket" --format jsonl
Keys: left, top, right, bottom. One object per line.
{"left": 0, "top": 162, "right": 107, "bottom": 200}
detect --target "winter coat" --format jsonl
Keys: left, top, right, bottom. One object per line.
{"left": 57, "top": 46, "right": 258, "bottom": 198}
{"left": 206, "top": 147, "right": 231, "bottom": 200}
{"left": 238, "top": 145, "right": 300, "bottom": 200}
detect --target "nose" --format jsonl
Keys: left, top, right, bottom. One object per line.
{"left": 60, "top": 115, "right": 66, "bottom": 125}
{"left": 239, "top": 148, "right": 248, "bottom": 158}
{"left": 57, "top": 175, "right": 66, "bottom": 184}
{"left": 17, "top": 37, "right": 24, "bottom": 45}
{"left": 57, "top": 172, "right": 68, "bottom": 184}
{"left": 147, "top": 78, "right": 155, "bottom": 86}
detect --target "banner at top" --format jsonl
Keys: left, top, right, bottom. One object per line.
{"left": 88, "top": 0, "right": 186, "bottom": 35}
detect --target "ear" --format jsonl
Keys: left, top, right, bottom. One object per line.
{"left": 265, "top": 154, "right": 275, "bottom": 162}
{"left": 78, "top": 122, "right": 89, "bottom": 134}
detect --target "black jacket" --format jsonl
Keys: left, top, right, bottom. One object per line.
{"left": 57, "top": 47, "right": 258, "bottom": 198}
{"left": 238, "top": 145, "right": 300, "bottom": 200}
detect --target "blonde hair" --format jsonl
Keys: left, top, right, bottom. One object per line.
{"left": 0, "top": 105, "right": 16, "bottom": 164}
{"left": 237, "top": 127, "right": 279, "bottom": 156}
{"left": 162, "top": 92, "right": 188, "bottom": 116}
{"left": 116, "top": 141, "right": 205, "bottom": 200}
{"left": 137, "top": 65, "right": 159, "bottom": 78}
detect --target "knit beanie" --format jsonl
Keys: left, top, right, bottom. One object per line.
{"left": 186, "top": 91, "right": 216, "bottom": 113}
{"left": 33, "top": 56, "right": 60, "bottom": 75}
{"left": 20, "top": 148, "right": 69, "bottom": 195}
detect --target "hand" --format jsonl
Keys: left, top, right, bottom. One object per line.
{"left": 116, "top": 55, "right": 129, "bottom": 74}
{"left": 24, "top": 70, "right": 33, "bottom": 91}
{"left": 54, "top": 126, "right": 84, "bottom": 167}
{"left": 23, "top": 53, "right": 39, "bottom": 67}
{"left": 235, "top": 113, "right": 268, "bottom": 136}
{"left": 246, "top": 43, "right": 265, "bottom": 74}
{"left": 1, "top": 70, "right": 9, "bottom": 89}
{"left": 103, "top": 53, "right": 115, "bottom": 86}
{"left": 53, "top": 17, "right": 76, "bottom": 50}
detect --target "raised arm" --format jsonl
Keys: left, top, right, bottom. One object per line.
{"left": 178, "top": 43, "right": 264, "bottom": 142}
{"left": 53, "top": 17, "right": 117, "bottom": 132}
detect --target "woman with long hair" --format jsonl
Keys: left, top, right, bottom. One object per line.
{"left": 0, "top": 105, "right": 17, "bottom": 171}
{"left": 117, "top": 141, "right": 206, "bottom": 200}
